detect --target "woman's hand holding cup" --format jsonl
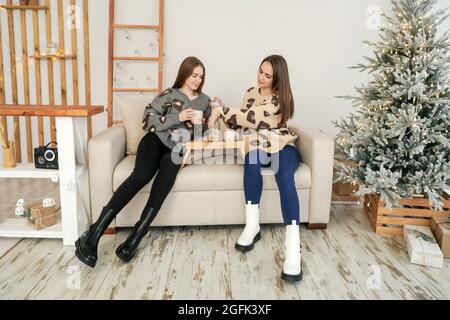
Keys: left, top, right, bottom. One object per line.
{"left": 208, "top": 110, "right": 219, "bottom": 129}
{"left": 191, "top": 110, "right": 204, "bottom": 125}
{"left": 178, "top": 108, "right": 196, "bottom": 122}
{"left": 211, "top": 97, "right": 225, "bottom": 108}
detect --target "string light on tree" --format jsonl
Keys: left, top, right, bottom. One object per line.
{"left": 333, "top": 0, "right": 450, "bottom": 210}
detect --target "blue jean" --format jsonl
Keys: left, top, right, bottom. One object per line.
{"left": 244, "top": 145, "right": 301, "bottom": 225}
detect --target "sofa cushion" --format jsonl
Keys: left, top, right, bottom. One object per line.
{"left": 113, "top": 155, "right": 312, "bottom": 192}
{"left": 115, "top": 189, "right": 311, "bottom": 227}
{"left": 115, "top": 95, "right": 149, "bottom": 155}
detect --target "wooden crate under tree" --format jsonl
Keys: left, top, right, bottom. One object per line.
{"left": 364, "top": 193, "right": 450, "bottom": 236}
{"left": 332, "top": 159, "right": 360, "bottom": 203}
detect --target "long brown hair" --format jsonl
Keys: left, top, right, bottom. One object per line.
{"left": 172, "top": 56, "right": 205, "bottom": 93}
{"left": 260, "top": 55, "right": 294, "bottom": 124}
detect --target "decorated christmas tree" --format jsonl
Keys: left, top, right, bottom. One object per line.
{"left": 334, "top": 0, "right": 450, "bottom": 209}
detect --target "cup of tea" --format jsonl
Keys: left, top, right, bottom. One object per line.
{"left": 224, "top": 130, "right": 236, "bottom": 142}
{"left": 210, "top": 99, "right": 221, "bottom": 108}
{"left": 192, "top": 110, "right": 203, "bottom": 125}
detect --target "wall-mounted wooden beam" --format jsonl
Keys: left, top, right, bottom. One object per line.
{"left": 20, "top": 6, "right": 33, "bottom": 162}
{"left": 57, "top": 0, "right": 67, "bottom": 106}
{"left": 6, "top": 0, "right": 21, "bottom": 163}
{"left": 44, "top": 0, "right": 56, "bottom": 147}
{"left": 112, "top": 88, "right": 158, "bottom": 93}
{"left": 31, "top": 54, "right": 77, "bottom": 59}
{"left": 0, "top": 15, "right": 7, "bottom": 138}
{"left": 158, "top": 0, "right": 164, "bottom": 93}
{"left": 0, "top": 5, "right": 49, "bottom": 11}
{"left": 0, "top": 105, "right": 104, "bottom": 117}
{"left": 32, "top": 9, "right": 44, "bottom": 146}
{"left": 70, "top": 0, "right": 79, "bottom": 106}
{"left": 113, "top": 24, "right": 159, "bottom": 29}
{"left": 83, "top": 0, "right": 92, "bottom": 140}
{"left": 112, "top": 57, "right": 159, "bottom": 61}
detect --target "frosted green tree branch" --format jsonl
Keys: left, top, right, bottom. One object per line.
{"left": 334, "top": 0, "right": 450, "bottom": 209}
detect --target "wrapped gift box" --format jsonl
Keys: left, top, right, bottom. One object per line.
{"left": 27, "top": 202, "right": 57, "bottom": 230}
{"left": 430, "top": 217, "right": 450, "bottom": 259}
{"left": 403, "top": 225, "right": 443, "bottom": 269}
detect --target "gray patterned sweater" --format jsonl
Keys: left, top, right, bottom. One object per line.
{"left": 142, "top": 88, "right": 211, "bottom": 150}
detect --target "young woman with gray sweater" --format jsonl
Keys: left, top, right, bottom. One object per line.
{"left": 75, "top": 57, "right": 211, "bottom": 268}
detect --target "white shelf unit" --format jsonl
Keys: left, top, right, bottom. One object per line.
{"left": 0, "top": 165, "right": 61, "bottom": 240}
{"left": 0, "top": 218, "right": 63, "bottom": 239}
{"left": 0, "top": 116, "right": 93, "bottom": 246}
{"left": 0, "top": 164, "right": 87, "bottom": 241}
{"left": 0, "top": 164, "right": 86, "bottom": 180}
{"left": 0, "top": 163, "right": 59, "bottom": 179}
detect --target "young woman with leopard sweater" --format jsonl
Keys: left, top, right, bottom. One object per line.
{"left": 208, "top": 55, "right": 303, "bottom": 282}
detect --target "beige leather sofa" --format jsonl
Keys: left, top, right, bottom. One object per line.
{"left": 88, "top": 98, "right": 335, "bottom": 230}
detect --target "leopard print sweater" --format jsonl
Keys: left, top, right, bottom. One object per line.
{"left": 211, "top": 87, "right": 298, "bottom": 155}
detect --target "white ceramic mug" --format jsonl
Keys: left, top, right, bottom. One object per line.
{"left": 192, "top": 110, "right": 203, "bottom": 125}
{"left": 224, "top": 130, "right": 236, "bottom": 142}
{"left": 210, "top": 100, "right": 221, "bottom": 108}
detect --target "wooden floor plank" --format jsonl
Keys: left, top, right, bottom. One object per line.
{"left": 1, "top": 179, "right": 450, "bottom": 300}
{"left": 370, "top": 226, "right": 450, "bottom": 299}
{"left": 271, "top": 224, "right": 340, "bottom": 300}
{"left": 337, "top": 205, "right": 450, "bottom": 299}
{"left": 94, "top": 227, "right": 179, "bottom": 300}
{"left": 0, "top": 239, "right": 62, "bottom": 299}
{"left": 328, "top": 205, "right": 436, "bottom": 299}
{"left": 22, "top": 235, "right": 118, "bottom": 300}
{"left": 0, "top": 238, "right": 22, "bottom": 259}
{"left": 163, "top": 226, "right": 232, "bottom": 300}
{"left": 276, "top": 224, "right": 369, "bottom": 300}
{"left": 227, "top": 225, "right": 300, "bottom": 300}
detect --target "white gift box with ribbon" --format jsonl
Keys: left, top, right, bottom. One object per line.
{"left": 403, "top": 225, "right": 444, "bottom": 269}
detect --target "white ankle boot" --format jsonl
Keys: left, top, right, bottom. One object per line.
{"left": 281, "top": 221, "right": 303, "bottom": 281}
{"left": 235, "top": 202, "right": 261, "bottom": 252}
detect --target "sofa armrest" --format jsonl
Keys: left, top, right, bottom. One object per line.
{"left": 88, "top": 126, "right": 126, "bottom": 225}
{"left": 289, "top": 126, "right": 335, "bottom": 225}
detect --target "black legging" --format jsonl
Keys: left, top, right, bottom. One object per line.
{"left": 106, "top": 132, "right": 181, "bottom": 212}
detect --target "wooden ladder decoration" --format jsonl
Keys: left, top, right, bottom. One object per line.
{"left": 107, "top": 0, "right": 165, "bottom": 127}
{"left": 0, "top": 0, "right": 93, "bottom": 163}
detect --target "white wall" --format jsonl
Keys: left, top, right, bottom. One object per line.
{"left": 2, "top": 0, "right": 450, "bottom": 161}
{"left": 90, "top": 0, "right": 392, "bottom": 137}
{"left": 89, "top": 0, "right": 450, "bottom": 138}
{"left": 164, "top": 0, "right": 390, "bottom": 137}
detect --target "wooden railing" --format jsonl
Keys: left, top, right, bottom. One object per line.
{"left": 0, "top": 0, "right": 95, "bottom": 163}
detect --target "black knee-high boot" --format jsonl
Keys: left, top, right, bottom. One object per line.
{"left": 75, "top": 206, "right": 117, "bottom": 268}
{"left": 115, "top": 206, "right": 159, "bottom": 262}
